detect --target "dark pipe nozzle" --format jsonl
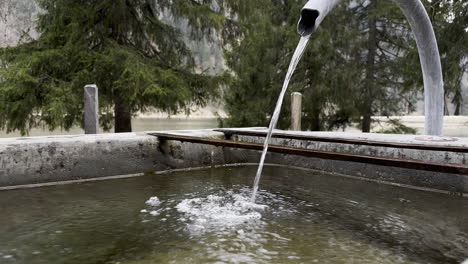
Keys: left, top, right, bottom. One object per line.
{"left": 297, "top": 9, "right": 320, "bottom": 37}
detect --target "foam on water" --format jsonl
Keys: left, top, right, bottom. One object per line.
{"left": 169, "top": 187, "right": 302, "bottom": 263}
{"left": 145, "top": 196, "right": 161, "bottom": 206}
{"left": 141, "top": 187, "right": 298, "bottom": 236}
{"left": 176, "top": 188, "right": 268, "bottom": 233}
{"left": 139, "top": 187, "right": 300, "bottom": 263}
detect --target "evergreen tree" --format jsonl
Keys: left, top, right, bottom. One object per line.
{"left": 223, "top": 0, "right": 290, "bottom": 128}
{"left": 384, "top": 0, "right": 468, "bottom": 117}
{"left": 223, "top": 0, "right": 361, "bottom": 130}
{"left": 224, "top": 0, "right": 466, "bottom": 133}
{"left": 0, "top": 0, "right": 227, "bottom": 134}
{"left": 423, "top": 0, "right": 467, "bottom": 115}
{"left": 286, "top": 1, "right": 363, "bottom": 131}
{"left": 224, "top": 0, "right": 408, "bottom": 132}
{"left": 352, "top": 0, "right": 415, "bottom": 132}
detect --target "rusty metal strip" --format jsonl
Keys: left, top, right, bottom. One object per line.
{"left": 214, "top": 129, "right": 468, "bottom": 153}
{"left": 150, "top": 133, "right": 468, "bottom": 175}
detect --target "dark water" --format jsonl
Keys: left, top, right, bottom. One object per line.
{"left": 0, "top": 165, "right": 467, "bottom": 264}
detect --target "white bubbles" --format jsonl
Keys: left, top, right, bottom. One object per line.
{"left": 149, "top": 210, "right": 160, "bottom": 216}
{"left": 141, "top": 197, "right": 163, "bottom": 217}
{"left": 176, "top": 188, "right": 268, "bottom": 233}
{"left": 139, "top": 187, "right": 309, "bottom": 263}
{"left": 145, "top": 196, "right": 161, "bottom": 207}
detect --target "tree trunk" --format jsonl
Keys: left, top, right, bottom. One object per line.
{"left": 362, "top": 0, "right": 377, "bottom": 133}
{"left": 114, "top": 93, "right": 132, "bottom": 133}
{"left": 361, "top": 104, "right": 372, "bottom": 132}
{"left": 310, "top": 103, "right": 321, "bottom": 131}
{"left": 454, "top": 102, "right": 461, "bottom": 116}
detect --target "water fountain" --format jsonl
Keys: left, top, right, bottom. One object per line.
{"left": 1, "top": 1, "right": 467, "bottom": 263}
{"left": 298, "top": 0, "right": 444, "bottom": 136}
{"left": 251, "top": 0, "right": 446, "bottom": 202}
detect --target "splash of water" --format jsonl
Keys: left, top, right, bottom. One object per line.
{"left": 176, "top": 188, "right": 268, "bottom": 234}
{"left": 251, "top": 37, "right": 309, "bottom": 203}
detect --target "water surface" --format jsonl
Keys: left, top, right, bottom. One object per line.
{"left": 0, "top": 165, "right": 467, "bottom": 264}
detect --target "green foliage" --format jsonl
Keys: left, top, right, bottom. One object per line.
{"left": 0, "top": 0, "right": 225, "bottom": 134}
{"left": 223, "top": 0, "right": 467, "bottom": 132}
{"left": 1, "top": 0, "right": 466, "bottom": 134}
{"left": 425, "top": 0, "right": 468, "bottom": 115}
{"left": 223, "top": 0, "right": 380, "bottom": 130}
{"left": 375, "top": 119, "right": 417, "bottom": 134}
{"left": 223, "top": 0, "right": 304, "bottom": 129}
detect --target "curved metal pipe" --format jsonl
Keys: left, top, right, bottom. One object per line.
{"left": 298, "top": 0, "right": 444, "bottom": 135}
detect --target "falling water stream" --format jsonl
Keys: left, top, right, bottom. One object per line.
{"left": 251, "top": 36, "right": 310, "bottom": 202}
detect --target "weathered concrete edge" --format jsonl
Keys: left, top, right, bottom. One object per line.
{"left": 0, "top": 130, "right": 227, "bottom": 186}
{"left": 0, "top": 129, "right": 467, "bottom": 195}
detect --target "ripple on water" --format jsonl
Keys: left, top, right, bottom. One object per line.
{"left": 1, "top": 166, "right": 466, "bottom": 264}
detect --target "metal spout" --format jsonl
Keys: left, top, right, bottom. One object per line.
{"left": 297, "top": 0, "right": 445, "bottom": 135}
{"left": 297, "top": 0, "right": 341, "bottom": 38}
{"left": 297, "top": 9, "right": 319, "bottom": 37}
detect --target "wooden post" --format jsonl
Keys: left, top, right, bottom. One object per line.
{"left": 290, "top": 92, "right": 302, "bottom": 131}
{"left": 84, "top": 84, "right": 99, "bottom": 134}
